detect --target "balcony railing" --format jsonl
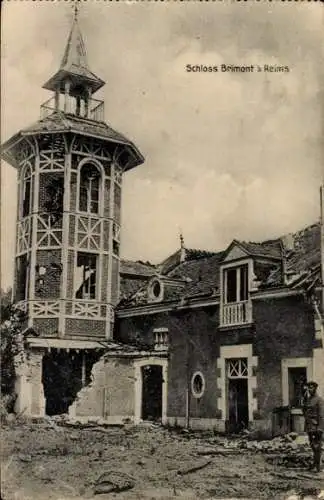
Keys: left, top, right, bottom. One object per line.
{"left": 40, "top": 95, "right": 105, "bottom": 122}
{"left": 221, "top": 300, "right": 252, "bottom": 327}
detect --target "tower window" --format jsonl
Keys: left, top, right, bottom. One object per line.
{"left": 21, "top": 165, "right": 32, "bottom": 217}
{"left": 79, "top": 164, "right": 100, "bottom": 214}
{"left": 16, "top": 254, "right": 29, "bottom": 301}
{"left": 75, "top": 252, "right": 97, "bottom": 299}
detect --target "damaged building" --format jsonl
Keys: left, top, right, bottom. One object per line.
{"left": 73, "top": 223, "right": 324, "bottom": 435}
{"left": 2, "top": 12, "right": 324, "bottom": 435}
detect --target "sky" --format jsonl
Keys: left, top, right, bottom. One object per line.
{"left": 1, "top": 1, "right": 323, "bottom": 290}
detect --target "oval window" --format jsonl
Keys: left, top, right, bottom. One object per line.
{"left": 191, "top": 372, "right": 205, "bottom": 398}
{"left": 152, "top": 281, "right": 161, "bottom": 298}
{"left": 148, "top": 278, "right": 163, "bottom": 302}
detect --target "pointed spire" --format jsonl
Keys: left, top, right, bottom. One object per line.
{"left": 60, "top": 1, "right": 89, "bottom": 72}
{"left": 43, "top": 2, "right": 105, "bottom": 96}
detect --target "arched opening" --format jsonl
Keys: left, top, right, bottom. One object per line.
{"left": 79, "top": 163, "right": 101, "bottom": 214}
{"left": 141, "top": 365, "right": 163, "bottom": 421}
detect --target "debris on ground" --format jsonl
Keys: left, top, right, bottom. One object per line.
{"left": 2, "top": 420, "right": 324, "bottom": 500}
{"left": 176, "top": 458, "right": 212, "bottom": 475}
{"left": 94, "top": 471, "right": 135, "bottom": 494}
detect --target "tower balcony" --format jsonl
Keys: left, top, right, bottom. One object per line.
{"left": 40, "top": 95, "right": 105, "bottom": 122}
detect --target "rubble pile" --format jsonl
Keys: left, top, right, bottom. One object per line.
{"left": 221, "top": 432, "right": 311, "bottom": 454}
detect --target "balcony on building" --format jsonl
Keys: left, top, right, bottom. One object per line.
{"left": 220, "top": 300, "right": 252, "bottom": 327}
{"left": 40, "top": 94, "right": 104, "bottom": 122}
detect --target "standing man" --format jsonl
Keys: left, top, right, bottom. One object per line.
{"left": 303, "top": 381, "right": 324, "bottom": 473}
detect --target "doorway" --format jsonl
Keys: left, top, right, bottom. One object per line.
{"left": 228, "top": 378, "right": 249, "bottom": 432}
{"left": 141, "top": 365, "right": 163, "bottom": 421}
{"left": 226, "top": 358, "right": 249, "bottom": 433}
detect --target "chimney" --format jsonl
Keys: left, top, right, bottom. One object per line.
{"left": 280, "top": 233, "right": 294, "bottom": 286}
{"left": 281, "top": 233, "right": 295, "bottom": 252}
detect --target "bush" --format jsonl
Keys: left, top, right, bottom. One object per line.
{"left": 0, "top": 394, "right": 16, "bottom": 421}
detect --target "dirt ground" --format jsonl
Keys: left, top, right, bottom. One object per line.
{"left": 1, "top": 419, "right": 324, "bottom": 500}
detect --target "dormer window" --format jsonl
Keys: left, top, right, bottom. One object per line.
{"left": 221, "top": 262, "right": 252, "bottom": 327}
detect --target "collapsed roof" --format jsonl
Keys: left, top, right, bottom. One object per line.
{"left": 119, "top": 223, "right": 321, "bottom": 309}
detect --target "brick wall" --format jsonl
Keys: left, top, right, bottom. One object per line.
{"left": 70, "top": 170, "right": 77, "bottom": 212}
{"left": 101, "top": 255, "right": 109, "bottom": 302}
{"left": 35, "top": 250, "right": 62, "bottom": 298}
{"left": 33, "top": 318, "right": 59, "bottom": 336}
{"left": 65, "top": 318, "right": 106, "bottom": 339}
{"left": 104, "top": 179, "right": 111, "bottom": 218}
{"left": 114, "top": 184, "right": 121, "bottom": 224}
{"left": 38, "top": 172, "right": 64, "bottom": 218}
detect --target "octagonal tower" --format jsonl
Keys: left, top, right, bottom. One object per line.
{"left": 1, "top": 10, "right": 144, "bottom": 416}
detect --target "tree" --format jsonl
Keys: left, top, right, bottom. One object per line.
{"left": 1, "top": 289, "right": 26, "bottom": 407}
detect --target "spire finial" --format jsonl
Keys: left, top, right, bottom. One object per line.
{"left": 179, "top": 229, "right": 186, "bottom": 263}
{"left": 73, "top": 0, "right": 79, "bottom": 22}
{"left": 179, "top": 230, "right": 184, "bottom": 249}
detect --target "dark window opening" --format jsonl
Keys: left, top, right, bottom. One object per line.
{"left": 43, "top": 176, "right": 64, "bottom": 223}
{"left": 75, "top": 252, "right": 97, "bottom": 299}
{"left": 240, "top": 265, "right": 248, "bottom": 301}
{"left": 16, "top": 254, "right": 29, "bottom": 301}
{"left": 288, "top": 367, "right": 307, "bottom": 407}
{"left": 225, "top": 265, "right": 249, "bottom": 303}
{"left": 141, "top": 365, "right": 163, "bottom": 421}
{"left": 113, "top": 240, "right": 120, "bottom": 256}
{"left": 152, "top": 281, "right": 161, "bottom": 298}
{"left": 79, "top": 164, "right": 100, "bottom": 214}
{"left": 226, "top": 268, "right": 237, "bottom": 303}
{"left": 227, "top": 378, "right": 249, "bottom": 433}
{"left": 192, "top": 372, "right": 205, "bottom": 398}
{"left": 22, "top": 178, "right": 31, "bottom": 217}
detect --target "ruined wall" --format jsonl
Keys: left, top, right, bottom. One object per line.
{"left": 71, "top": 355, "right": 135, "bottom": 423}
